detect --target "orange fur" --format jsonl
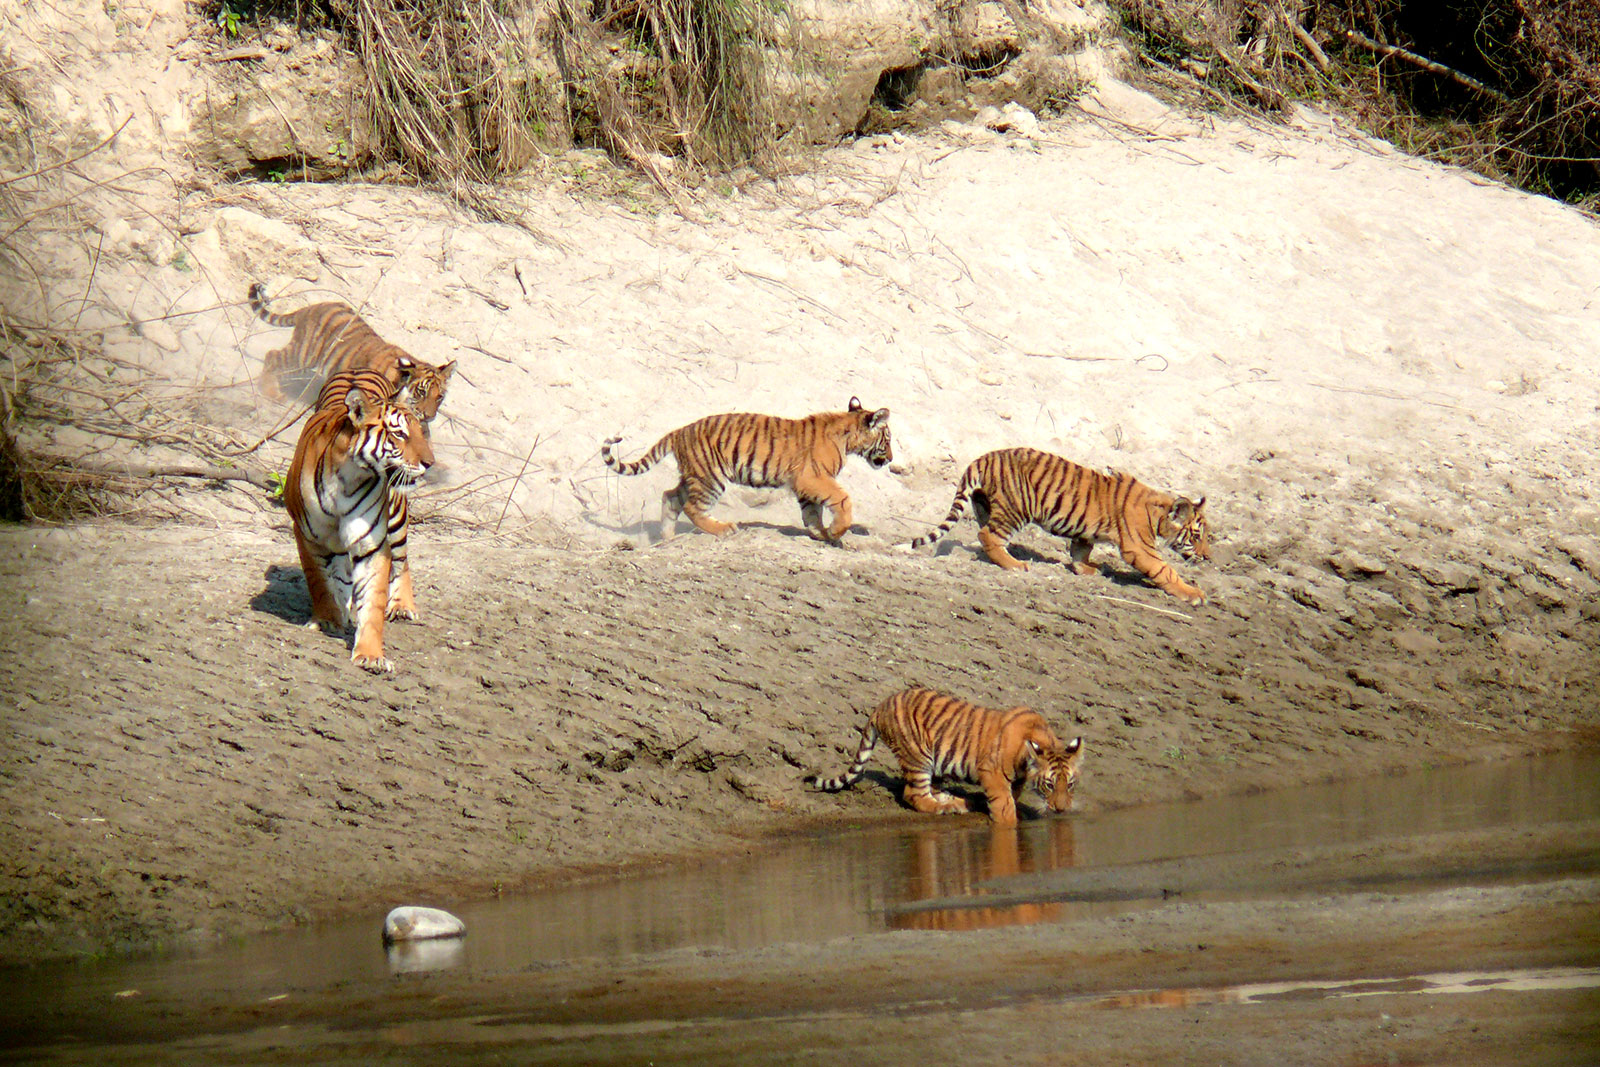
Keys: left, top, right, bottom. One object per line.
{"left": 810, "top": 687, "right": 1083, "bottom": 827}
{"left": 283, "top": 368, "right": 433, "bottom": 673}
{"left": 602, "top": 397, "right": 892, "bottom": 542}
{"left": 911, "top": 447, "right": 1210, "bottom": 605}
{"left": 250, "top": 283, "right": 455, "bottom": 426}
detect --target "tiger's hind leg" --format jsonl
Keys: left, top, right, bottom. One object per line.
{"left": 900, "top": 765, "right": 971, "bottom": 815}
{"left": 658, "top": 484, "right": 687, "bottom": 541}
{"left": 679, "top": 478, "right": 735, "bottom": 536}
{"left": 978, "top": 526, "right": 1029, "bottom": 571}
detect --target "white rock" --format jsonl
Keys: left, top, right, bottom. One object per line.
{"left": 382, "top": 905, "right": 466, "bottom": 944}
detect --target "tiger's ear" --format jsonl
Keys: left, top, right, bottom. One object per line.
{"left": 1170, "top": 497, "right": 1196, "bottom": 523}
{"left": 867, "top": 407, "right": 890, "bottom": 429}
{"left": 1027, "top": 738, "right": 1043, "bottom": 754}
{"left": 395, "top": 355, "right": 416, "bottom": 380}
{"left": 1064, "top": 736, "right": 1082, "bottom": 755}
{"left": 344, "top": 388, "right": 369, "bottom": 422}
{"left": 439, "top": 360, "right": 457, "bottom": 382}
{"left": 848, "top": 396, "right": 863, "bottom": 412}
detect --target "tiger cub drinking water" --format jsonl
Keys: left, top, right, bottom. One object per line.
{"left": 601, "top": 397, "right": 892, "bottom": 543}
{"left": 809, "top": 687, "right": 1083, "bottom": 826}
{"left": 249, "top": 283, "right": 456, "bottom": 428}
{"left": 910, "top": 446, "right": 1211, "bottom": 605}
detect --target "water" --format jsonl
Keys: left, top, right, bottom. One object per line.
{"left": 4, "top": 750, "right": 1597, "bottom": 1026}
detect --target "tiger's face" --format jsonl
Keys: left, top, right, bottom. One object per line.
{"left": 395, "top": 357, "right": 457, "bottom": 427}
{"left": 845, "top": 396, "right": 893, "bottom": 469}
{"left": 1165, "top": 495, "right": 1211, "bottom": 561}
{"left": 1030, "top": 736, "right": 1083, "bottom": 813}
{"left": 345, "top": 387, "right": 434, "bottom": 493}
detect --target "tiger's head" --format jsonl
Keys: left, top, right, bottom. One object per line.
{"left": 1164, "top": 495, "right": 1210, "bottom": 561}
{"left": 1029, "top": 735, "right": 1083, "bottom": 814}
{"left": 344, "top": 386, "right": 434, "bottom": 493}
{"left": 845, "top": 396, "right": 893, "bottom": 469}
{"left": 394, "top": 356, "right": 457, "bottom": 428}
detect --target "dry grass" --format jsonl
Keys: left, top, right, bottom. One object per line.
{"left": 350, "top": 0, "right": 549, "bottom": 222}
{"left": 552, "top": 0, "right": 783, "bottom": 183}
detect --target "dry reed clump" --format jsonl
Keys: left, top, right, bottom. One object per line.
{"left": 1110, "top": 0, "right": 1599, "bottom": 207}
{"left": 349, "top": 0, "right": 551, "bottom": 221}
{"left": 552, "top": 0, "right": 781, "bottom": 181}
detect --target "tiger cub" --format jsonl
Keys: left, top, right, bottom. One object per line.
{"left": 601, "top": 397, "right": 892, "bottom": 543}
{"left": 249, "top": 283, "right": 456, "bottom": 427}
{"left": 810, "top": 687, "right": 1083, "bottom": 827}
{"left": 283, "top": 367, "right": 433, "bottom": 673}
{"left": 910, "top": 447, "right": 1210, "bottom": 606}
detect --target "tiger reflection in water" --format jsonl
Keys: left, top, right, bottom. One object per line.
{"left": 888, "top": 818, "right": 1077, "bottom": 933}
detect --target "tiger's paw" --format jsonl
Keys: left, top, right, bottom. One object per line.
{"left": 387, "top": 605, "right": 419, "bottom": 622}
{"left": 352, "top": 653, "right": 395, "bottom": 674}
{"left": 306, "top": 618, "right": 347, "bottom": 635}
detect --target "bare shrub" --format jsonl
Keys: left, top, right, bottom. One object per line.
{"left": 1110, "top": 0, "right": 1599, "bottom": 206}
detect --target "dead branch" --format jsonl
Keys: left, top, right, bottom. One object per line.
{"left": 70, "top": 459, "right": 276, "bottom": 490}
{"left": 1343, "top": 29, "right": 1511, "bottom": 104}
{"left": 1278, "top": 4, "right": 1329, "bottom": 72}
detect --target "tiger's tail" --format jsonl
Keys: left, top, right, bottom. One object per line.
{"left": 809, "top": 722, "right": 879, "bottom": 792}
{"left": 908, "top": 462, "right": 980, "bottom": 548}
{"left": 248, "top": 282, "right": 299, "bottom": 328}
{"left": 601, "top": 433, "right": 673, "bottom": 476}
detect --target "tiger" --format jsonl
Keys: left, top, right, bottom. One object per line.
{"left": 283, "top": 367, "right": 434, "bottom": 673}
{"left": 249, "top": 283, "right": 456, "bottom": 428}
{"left": 808, "top": 687, "right": 1084, "bottom": 827}
{"left": 909, "top": 446, "right": 1211, "bottom": 606}
{"left": 600, "top": 397, "right": 892, "bottom": 543}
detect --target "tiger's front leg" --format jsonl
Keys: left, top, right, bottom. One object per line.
{"left": 979, "top": 766, "right": 1020, "bottom": 826}
{"left": 386, "top": 492, "right": 418, "bottom": 621}
{"left": 1122, "top": 545, "right": 1207, "bottom": 606}
{"left": 349, "top": 550, "right": 393, "bottom": 673}
{"left": 1068, "top": 537, "right": 1099, "bottom": 576}
{"left": 388, "top": 560, "right": 418, "bottom": 621}
{"left": 294, "top": 530, "right": 348, "bottom": 633}
{"left": 795, "top": 472, "right": 851, "bottom": 542}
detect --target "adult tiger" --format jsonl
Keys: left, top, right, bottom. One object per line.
{"left": 601, "top": 397, "right": 892, "bottom": 543}
{"left": 809, "top": 687, "right": 1083, "bottom": 827}
{"left": 283, "top": 367, "right": 433, "bottom": 673}
{"left": 249, "top": 283, "right": 456, "bottom": 427}
{"left": 909, "top": 446, "right": 1210, "bottom": 605}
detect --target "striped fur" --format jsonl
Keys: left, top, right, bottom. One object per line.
{"left": 283, "top": 368, "right": 434, "bottom": 673}
{"left": 809, "top": 687, "right": 1083, "bottom": 827}
{"left": 601, "top": 397, "right": 892, "bottom": 542}
{"left": 910, "top": 447, "right": 1210, "bottom": 606}
{"left": 250, "top": 283, "right": 456, "bottom": 427}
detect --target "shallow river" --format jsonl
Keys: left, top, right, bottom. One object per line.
{"left": 6, "top": 748, "right": 1597, "bottom": 1035}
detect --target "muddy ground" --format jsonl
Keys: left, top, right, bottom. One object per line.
{"left": 1, "top": 501, "right": 1596, "bottom": 967}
